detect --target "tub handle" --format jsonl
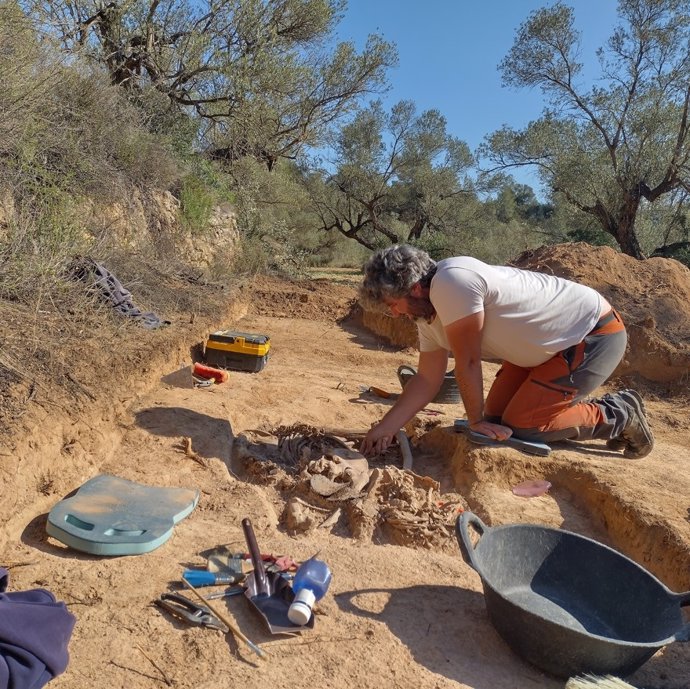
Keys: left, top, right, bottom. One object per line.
{"left": 397, "top": 365, "right": 416, "bottom": 388}
{"left": 455, "top": 512, "right": 487, "bottom": 573}
{"left": 674, "top": 624, "right": 690, "bottom": 642}
{"left": 668, "top": 590, "right": 690, "bottom": 642}
{"left": 673, "top": 616, "right": 690, "bottom": 643}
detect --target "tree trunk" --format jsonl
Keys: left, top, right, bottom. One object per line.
{"left": 651, "top": 240, "right": 690, "bottom": 258}
{"left": 613, "top": 194, "right": 645, "bottom": 259}
{"left": 407, "top": 215, "right": 426, "bottom": 241}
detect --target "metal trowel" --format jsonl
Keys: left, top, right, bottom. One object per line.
{"left": 199, "top": 544, "right": 246, "bottom": 583}
{"left": 241, "top": 517, "right": 313, "bottom": 634}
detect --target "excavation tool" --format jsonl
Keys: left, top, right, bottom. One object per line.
{"left": 454, "top": 419, "right": 551, "bottom": 457}
{"left": 200, "top": 545, "right": 247, "bottom": 581}
{"left": 155, "top": 592, "right": 227, "bottom": 631}
{"left": 241, "top": 518, "right": 313, "bottom": 634}
{"left": 181, "top": 576, "right": 266, "bottom": 659}
{"left": 182, "top": 569, "right": 238, "bottom": 588}
{"left": 359, "top": 385, "right": 397, "bottom": 399}
{"left": 204, "top": 587, "right": 245, "bottom": 601}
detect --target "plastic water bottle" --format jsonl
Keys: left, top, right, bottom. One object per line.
{"left": 288, "top": 556, "right": 332, "bottom": 625}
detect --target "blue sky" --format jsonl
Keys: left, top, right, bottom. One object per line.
{"left": 335, "top": 0, "right": 620, "bottom": 195}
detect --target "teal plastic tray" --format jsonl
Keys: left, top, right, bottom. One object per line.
{"left": 46, "top": 474, "right": 199, "bottom": 556}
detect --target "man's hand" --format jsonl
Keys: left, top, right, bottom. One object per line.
{"left": 470, "top": 420, "right": 513, "bottom": 441}
{"left": 360, "top": 349, "right": 448, "bottom": 456}
{"left": 360, "top": 423, "right": 397, "bottom": 456}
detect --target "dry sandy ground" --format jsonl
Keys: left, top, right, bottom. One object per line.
{"left": 1, "top": 253, "right": 689, "bottom": 689}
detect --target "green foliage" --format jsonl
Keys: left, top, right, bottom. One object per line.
{"left": 301, "top": 99, "right": 475, "bottom": 250}
{"left": 652, "top": 243, "right": 690, "bottom": 269}
{"left": 0, "top": 200, "right": 90, "bottom": 303}
{"left": 4, "top": 1, "right": 396, "bottom": 280}
{"left": 2, "top": 57, "right": 182, "bottom": 200}
{"left": 0, "top": 2, "right": 45, "bottom": 143}
{"left": 178, "top": 159, "right": 234, "bottom": 235}
{"left": 485, "top": 0, "right": 690, "bottom": 259}
{"left": 231, "top": 221, "right": 310, "bottom": 277}
{"left": 179, "top": 176, "right": 216, "bottom": 235}
{"left": 312, "top": 236, "right": 370, "bottom": 268}
{"left": 486, "top": 180, "right": 554, "bottom": 226}
{"left": 129, "top": 87, "right": 201, "bottom": 159}
{"left": 23, "top": 0, "right": 397, "bottom": 169}
{"left": 223, "top": 158, "right": 313, "bottom": 276}
{"left": 564, "top": 224, "right": 616, "bottom": 247}
{"left": 0, "top": 4, "right": 190, "bottom": 302}
{"left": 7, "top": 0, "right": 652, "bottom": 287}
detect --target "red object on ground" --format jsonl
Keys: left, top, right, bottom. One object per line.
{"left": 193, "top": 362, "right": 229, "bottom": 383}
{"left": 369, "top": 386, "right": 392, "bottom": 398}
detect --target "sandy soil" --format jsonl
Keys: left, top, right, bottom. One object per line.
{"left": 1, "top": 247, "right": 689, "bottom": 689}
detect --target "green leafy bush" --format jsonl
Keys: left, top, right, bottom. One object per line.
{"left": 179, "top": 159, "right": 234, "bottom": 235}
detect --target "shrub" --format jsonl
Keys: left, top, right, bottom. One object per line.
{"left": 178, "top": 159, "right": 234, "bottom": 235}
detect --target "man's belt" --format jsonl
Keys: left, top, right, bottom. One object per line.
{"left": 589, "top": 310, "right": 617, "bottom": 333}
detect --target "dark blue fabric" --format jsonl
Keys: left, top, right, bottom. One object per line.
{"left": 0, "top": 568, "right": 76, "bottom": 689}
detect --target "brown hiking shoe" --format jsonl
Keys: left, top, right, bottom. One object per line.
{"left": 606, "top": 437, "right": 627, "bottom": 451}
{"left": 607, "top": 389, "right": 654, "bottom": 459}
{"left": 605, "top": 389, "right": 643, "bottom": 451}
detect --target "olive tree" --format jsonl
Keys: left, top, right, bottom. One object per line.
{"left": 301, "top": 100, "right": 476, "bottom": 250}
{"left": 22, "top": 0, "right": 396, "bottom": 168}
{"left": 484, "top": 0, "right": 690, "bottom": 258}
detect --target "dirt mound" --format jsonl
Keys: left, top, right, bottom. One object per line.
{"left": 0, "top": 257, "right": 241, "bottom": 441}
{"left": 358, "top": 306, "right": 419, "bottom": 348}
{"left": 248, "top": 275, "right": 358, "bottom": 321}
{"left": 512, "top": 243, "right": 690, "bottom": 389}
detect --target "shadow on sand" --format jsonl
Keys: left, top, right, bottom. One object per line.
{"left": 335, "top": 584, "right": 561, "bottom": 689}
{"left": 135, "top": 406, "right": 233, "bottom": 465}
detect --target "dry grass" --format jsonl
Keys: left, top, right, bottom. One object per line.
{"left": 305, "top": 267, "right": 362, "bottom": 285}
{"left": 0, "top": 251, "right": 237, "bottom": 436}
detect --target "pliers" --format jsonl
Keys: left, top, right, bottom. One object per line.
{"left": 154, "top": 592, "right": 228, "bottom": 631}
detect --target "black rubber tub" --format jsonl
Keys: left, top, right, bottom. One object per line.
{"left": 456, "top": 512, "right": 690, "bottom": 678}
{"left": 397, "top": 365, "right": 460, "bottom": 404}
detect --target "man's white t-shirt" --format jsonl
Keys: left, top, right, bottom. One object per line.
{"left": 417, "top": 257, "right": 603, "bottom": 368}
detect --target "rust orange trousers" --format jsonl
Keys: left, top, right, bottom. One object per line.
{"left": 483, "top": 310, "right": 627, "bottom": 442}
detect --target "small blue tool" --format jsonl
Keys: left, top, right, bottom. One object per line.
{"left": 182, "top": 569, "right": 239, "bottom": 588}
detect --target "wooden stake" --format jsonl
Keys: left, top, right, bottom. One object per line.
{"left": 182, "top": 577, "right": 267, "bottom": 659}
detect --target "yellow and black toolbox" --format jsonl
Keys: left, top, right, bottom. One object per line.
{"left": 204, "top": 329, "right": 270, "bottom": 372}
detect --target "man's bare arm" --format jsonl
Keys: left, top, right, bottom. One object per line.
{"left": 360, "top": 348, "right": 448, "bottom": 455}
{"left": 445, "top": 312, "right": 512, "bottom": 441}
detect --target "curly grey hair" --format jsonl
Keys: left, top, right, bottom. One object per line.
{"left": 360, "top": 244, "right": 437, "bottom": 306}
